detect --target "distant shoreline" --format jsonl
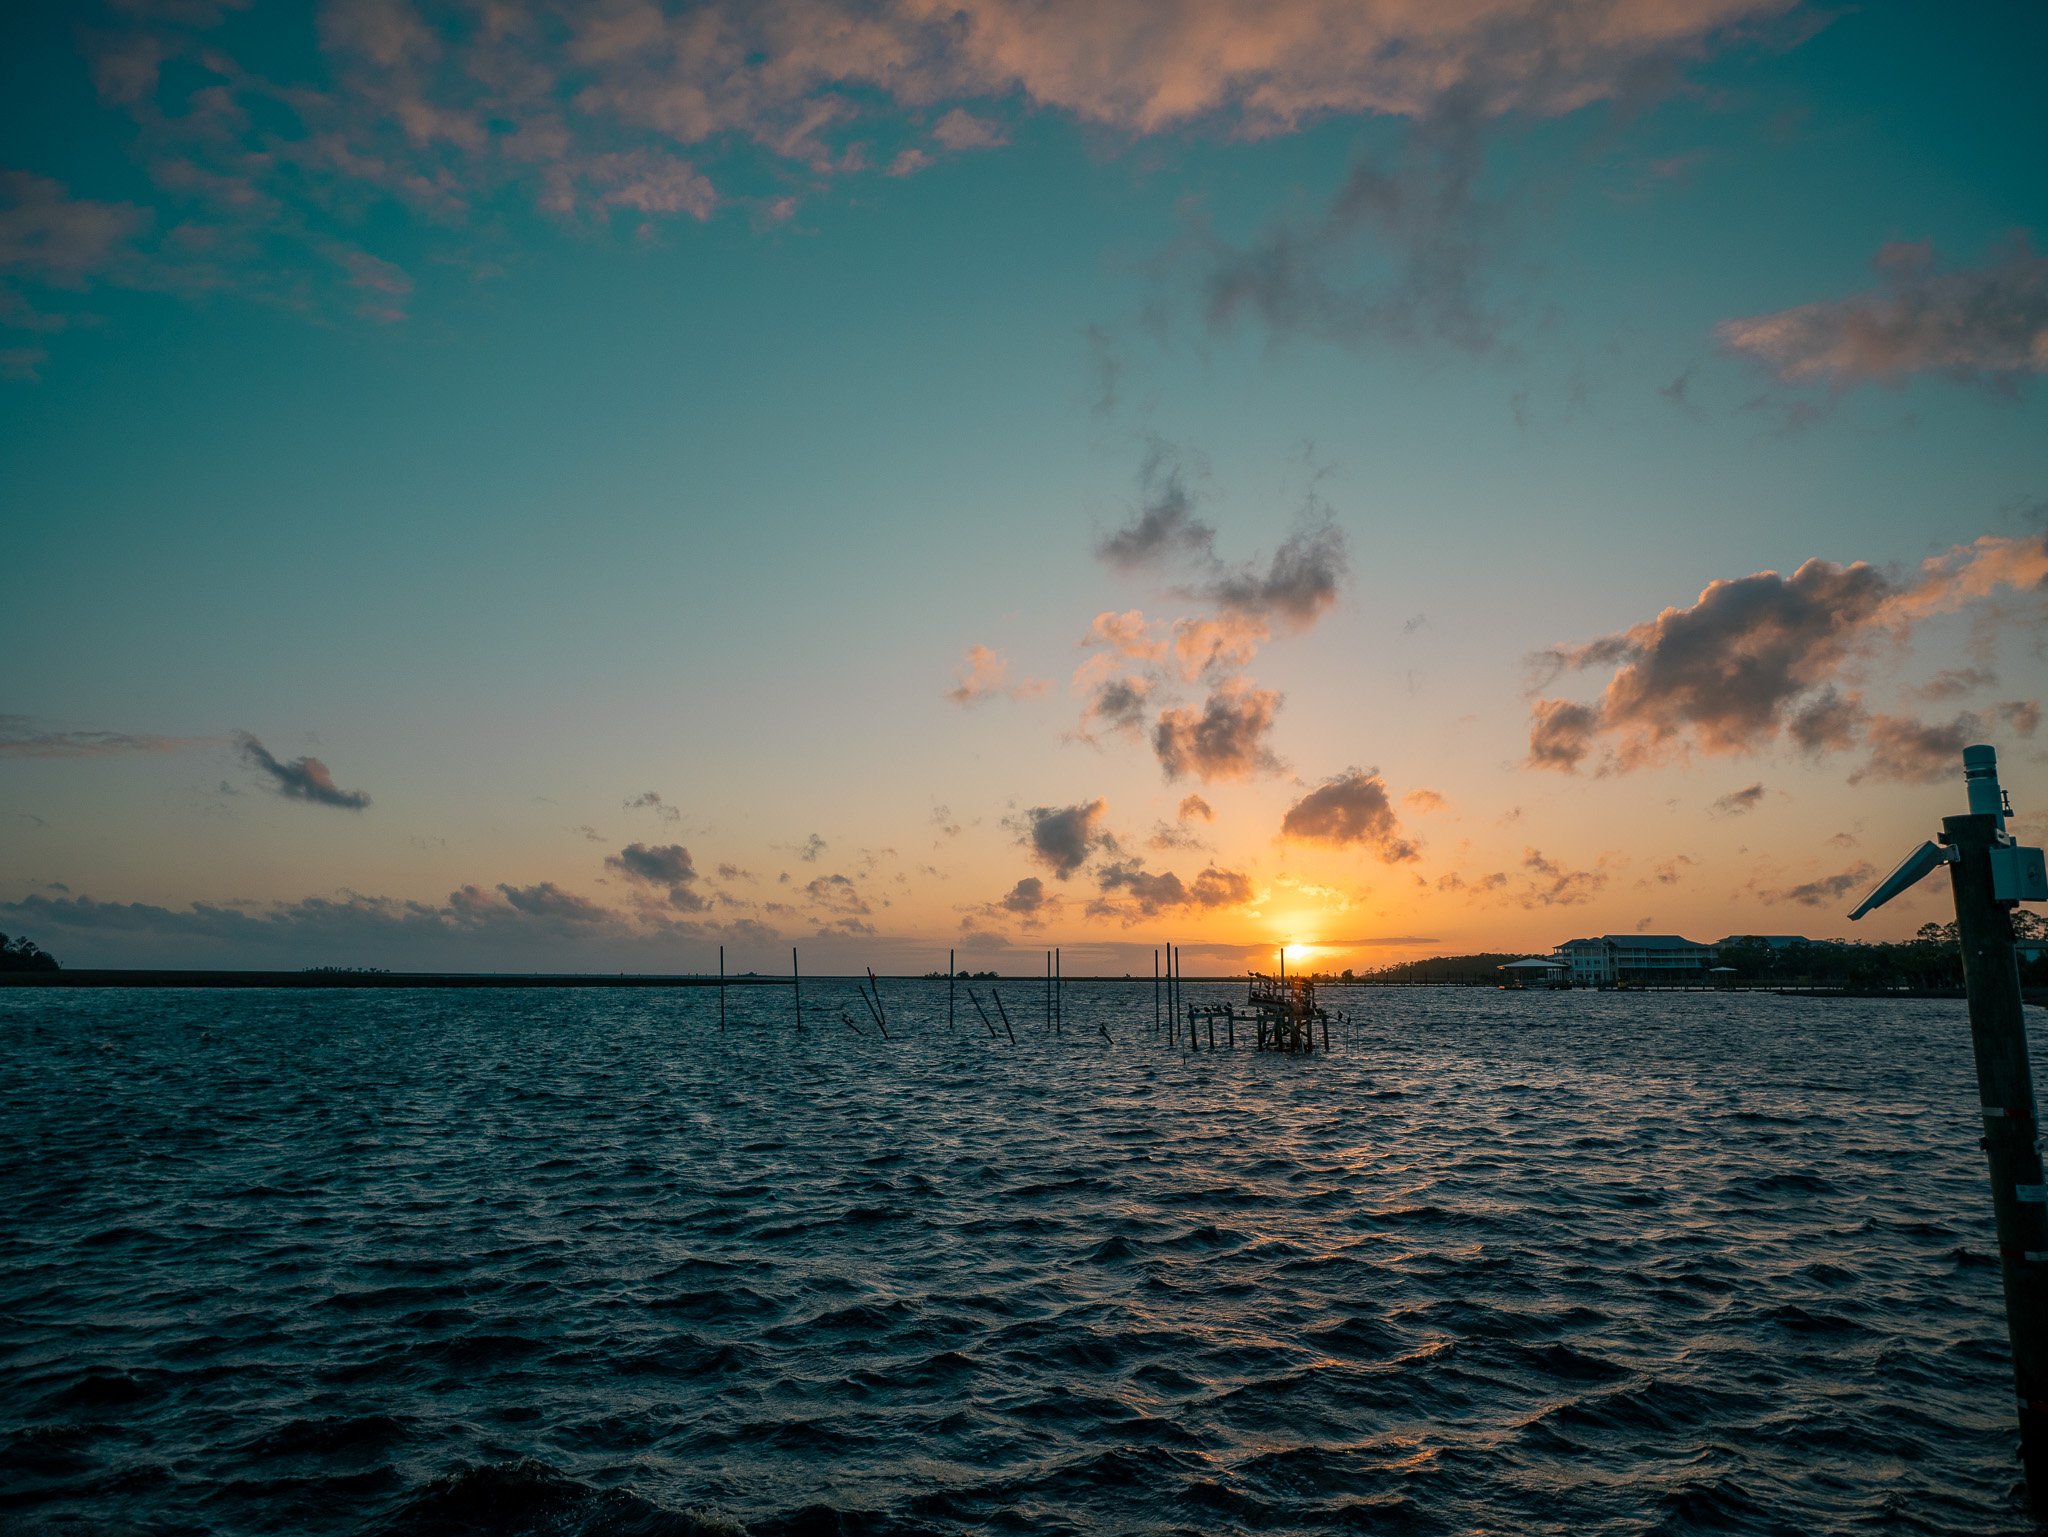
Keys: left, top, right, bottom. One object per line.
{"left": 1, "top": 970, "right": 1154, "bottom": 989}
{"left": 0, "top": 970, "right": 2029, "bottom": 1001}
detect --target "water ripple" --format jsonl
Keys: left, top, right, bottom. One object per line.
{"left": 0, "top": 984, "right": 2038, "bottom": 1533}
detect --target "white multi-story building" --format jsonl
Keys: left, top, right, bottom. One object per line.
{"left": 1553, "top": 934, "right": 1716, "bottom": 985}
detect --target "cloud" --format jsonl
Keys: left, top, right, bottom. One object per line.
{"left": 1146, "top": 817, "right": 1208, "bottom": 851}
{"left": 495, "top": 881, "right": 607, "bottom": 922}
{"left": 1518, "top": 849, "right": 1607, "bottom": 907}
{"left": 1526, "top": 698, "right": 1599, "bottom": 771}
{"left": 1711, "top": 783, "right": 1767, "bottom": 816}
{"left": 625, "top": 790, "right": 681, "bottom": 822}
{"left": 1848, "top": 706, "right": 2037, "bottom": 786}
{"left": 796, "top": 833, "right": 826, "bottom": 862}
{"left": 1014, "top": 798, "right": 1115, "bottom": 879}
{"left": 608, "top": 842, "right": 698, "bottom": 886}
{"left": 1000, "top": 876, "right": 1047, "bottom": 915}
{"left": 1920, "top": 666, "right": 1997, "bottom": 700}
{"left": 931, "top": 107, "right": 1007, "bottom": 151}
{"left": 605, "top": 841, "right": 709, "bottom": 912}
{"left": 10, "top": 0, "right": 1797, "bottom": 371}
{"left": 1648, "top": 854, "right": 1695, "bottom": 886}
{"left": 1076, "top": 674, "right": 1155, "bottom": 740}
{"left": 1200, "top": 101, "right": 1506, "bottom": 357}
{"left": 1526, "top": 536, "right": 2048, "bottom": 771}
{"left": 1402, "top": 788, "right": 1445, "bottom": 812}
{"left": 1178, "top": 794, "right": 1214, "bottom": 822}
{"left": 1168, "top": 614, "right": 1270, "bottom": 679}
{"left": 803, "top": 872, "right": 871, "bottom": 916}
{"left": 1757, "top": 862, "right": 1879, "bottom": 908}
{"left": 1720, "top": 237, "right": 2048, "bottom": 390}
{"left": 0, "top": 879, "right": 797, "bottom": 971}
{"left": 1093, "top": 447, "right": 1345, "bottom": 631}
{"left": 1787, "top": 687, "right": 1868, "bottom": 754}
{"left": 1200, "top": 524, "right": 1347, "bottom": 628}
{"left": 1154, "top": 681, "right": 1283, "bottom": 782}
{"left": 0, "top": 714, "right": 195, "bottom": 757}
{"left": 236, "top": 732, "right": 370, "bottom": 810}
{"left": 1096, "top": 447, "right": 1216, "bottom": 570}
{"left": 0, "top": 169, "right": 153, "bottom": 314}
{"left": 1093, "top": 858, "right": 1254, "bottom": 921}
{"left": 1279, "top": 769, "right": 1418, "bottom": 862}
{"left": 947, "top": 643, "right": 1048, "bottom": 706}
{"left": 1082, "top": 609, "right": 1167, "bottom": 661}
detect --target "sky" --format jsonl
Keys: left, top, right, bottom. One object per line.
{"left": 2, "top": 0, "right": 2046, "bottom": 976}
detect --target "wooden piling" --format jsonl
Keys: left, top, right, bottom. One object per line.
{"left": 718, "top": 944, "right": 725, "bottom": 1031}
{"left": 1055, "top": 947, "right": 1062, "bottom": 1034}
{"left": 1165, "top": 941, "right": 1174, "bottom": 1043}
{"left": 968, "top": 988, "right": 998, "bottom": 1039}
{"left": 857, "top": 978, "right": 886, "bottom": 1035}
{"left": 992, "top": 990, "right": 1016, "bottom": 1045}
{"left": 867, "top": 967, "right": 888, "bottom": 1033}
{"left": 949, "top": 948, "right": 955, "bottom": 1030}
{"left": 1153, "top": 948, "right": 1161, "bottom": 1034}
{"left": 792, "top": 947, "right": 802, "bottom": 1029}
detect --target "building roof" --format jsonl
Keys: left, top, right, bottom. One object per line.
{"left": 1556, "top": 934, "right": 1712, "bottom": 950}
{"left": 1500, "top": 957, "right": 1568, "bottom": 970}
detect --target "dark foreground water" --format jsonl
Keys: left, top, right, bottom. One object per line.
{"left": 0, "top": 983, "right": 2039, "bottom": 1535}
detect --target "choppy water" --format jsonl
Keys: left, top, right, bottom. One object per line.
{"left": 0, "top": 982, "right": 2040, "bottom": 1534}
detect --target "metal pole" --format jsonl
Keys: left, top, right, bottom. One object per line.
{"left": 1949, "top": 806, "right": 2048, "bottom": 1504}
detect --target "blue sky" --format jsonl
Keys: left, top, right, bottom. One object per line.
{"left": 2, "top": 0, "right": 2045, "bottom": 972}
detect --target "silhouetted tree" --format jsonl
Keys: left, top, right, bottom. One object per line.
{"left": 0, "top": 933, "right": 60, "bottom": 972}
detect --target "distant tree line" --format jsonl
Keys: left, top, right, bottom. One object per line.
{"left": 1344, "top": 918, "right": 2046, "bottom": 992}
{"left": 0, "top": 933, "right": 61, "bottom": 973}
{"left": 1718, "top": 918, "right": 2047, "bottom": 990}
{"left": 1348, "top": 954, "right": 1528, "bottom": 985}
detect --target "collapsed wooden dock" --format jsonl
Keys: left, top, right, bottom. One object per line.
{"left": 1180, "top": 971, "right": 1333, "bottom": 1052}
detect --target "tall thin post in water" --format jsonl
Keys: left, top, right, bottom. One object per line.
{"left": 969, "top": 988, "right": 997, "bottom": 1039}
{"left": 1153, "top": 948, "right": 1161, "bottom": 1034}
{"left": 792, "top": 947, "right": 802, "bottom": 1029}
{"left": 1044, "top": 951, "right": 1051, "bottom": 1030}
{"left": 1164, "top": 941, "right": 1174, "bottom": 1044}
{"left": 1847, "top": 743, "right": 2048, "bottom": 1506}
{"left": 992, "top": 990, "right": 1016, "bottom": 1045}
{"left": 1054, "top": 948, "right": 1062, "bottom": 1034}
{"left": 1949, "top": 768, "right": 2048, "bottom": 1504}
{"left": 719, "top": 944, "right": 725, "bottom": 1031}
{"left": 949, "top": 948, "right": 955, "bottom": 1031}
